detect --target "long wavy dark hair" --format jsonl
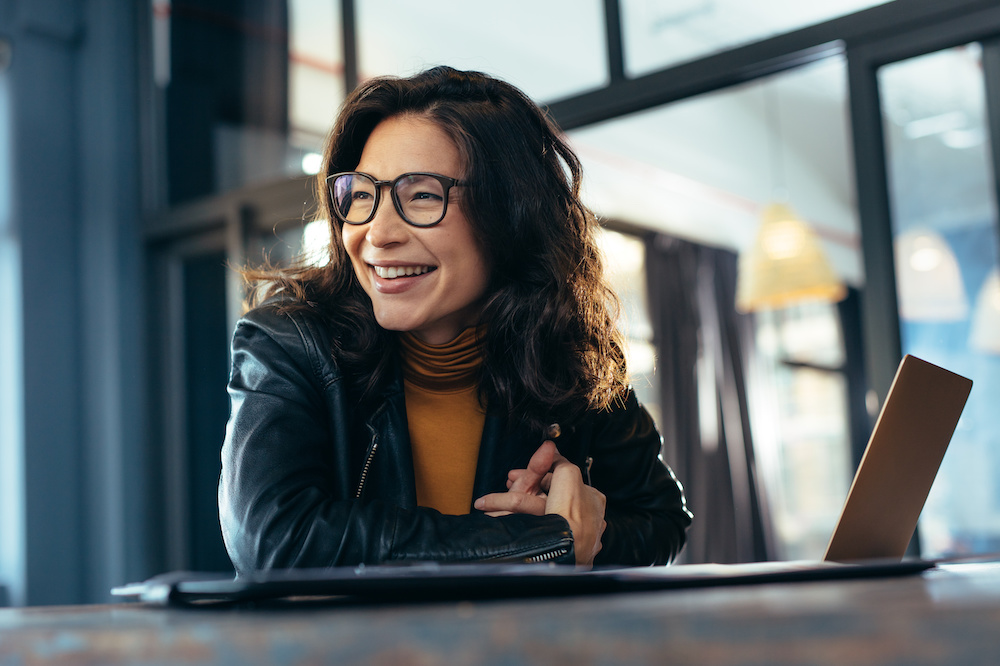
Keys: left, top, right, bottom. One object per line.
{"left": 245, "top": 66, "right": 627, "bottom": 432}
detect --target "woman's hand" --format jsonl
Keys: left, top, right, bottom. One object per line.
{"left": 474, "top": 441, "right": 607, "bottom": 566}
{"left": 542, "top": 455, "right": 606, "bottom": 566}
{"left": 478, "top": 440, "right": 556, "bottom": 517}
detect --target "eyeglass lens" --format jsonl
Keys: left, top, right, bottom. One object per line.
{"left": 332, "top": 173, "right": 448, "bottom": 226}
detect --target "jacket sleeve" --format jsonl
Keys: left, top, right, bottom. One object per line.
{"left": 587, "top": 391, "right": 693, "bottom": 566}
{"left": 219, "top": 305, "right": 574, "bottom": 574}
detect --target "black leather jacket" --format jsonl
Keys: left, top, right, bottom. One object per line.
{"left": 219, "top": 302, "right": 692, "bottom": 573}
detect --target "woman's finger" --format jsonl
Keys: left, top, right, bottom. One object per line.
{"left": 507, "top": 440, "right": 557, "bottom": 494}
{"left": 474, "top": 491, "right": 547, "bottom": 516}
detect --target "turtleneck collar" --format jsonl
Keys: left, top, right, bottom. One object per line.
{"left": 400, "top": 326, "right": 485, "bottom": 392}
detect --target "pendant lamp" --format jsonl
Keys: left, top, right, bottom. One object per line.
{"left": 970, "top": 268, "right": 1000, "bottom": 353}
{"left": 736, "top": 84, "right": 845, "bottom": 313}
{"left": 893, "top": 229, "right": 968, "bottom": 321}
{"left": 736, "top": 202, "right": 846, "bottom": 312}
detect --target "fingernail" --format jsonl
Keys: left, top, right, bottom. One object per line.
{"left": 474, "top": 497, "right": 485, "bottom": 510}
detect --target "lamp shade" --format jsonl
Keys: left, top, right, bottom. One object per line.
{"left": 736, "top": 202, "right": 846, "bottom": 312}
{"left": 970, "top": 268, "right": 1000, "bottom": 353}
{"left": 893, "top": 229, "right": 968, "bottom": 321}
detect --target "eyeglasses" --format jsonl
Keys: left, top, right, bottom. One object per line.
{"left": 327, "top": 171, "right": 466, "bottom": 227}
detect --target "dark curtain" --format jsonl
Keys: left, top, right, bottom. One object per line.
{"left": 646, "top": 234, "right": 774, "bottom": 564}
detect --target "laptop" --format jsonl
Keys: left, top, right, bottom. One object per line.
{"left": 113, "top": 354, "right": 972, "bottom": 606}
{"left": 823, "top": 354, "right": 972, "bottom": 562}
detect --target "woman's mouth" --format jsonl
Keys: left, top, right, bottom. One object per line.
{"left": 372, "top": 265, "right": 435, "bottom": 279}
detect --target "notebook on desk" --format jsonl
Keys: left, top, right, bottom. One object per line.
{"left": 113, "top": 354, "right": 971, "bottom": 606}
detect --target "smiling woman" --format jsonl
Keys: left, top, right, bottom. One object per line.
{"left": 221, "top": 67, "right": 691, "bottom": 571}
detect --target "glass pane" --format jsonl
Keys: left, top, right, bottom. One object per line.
{"left": 300, "top": 218, "right": 332, "bottom": 267}
{"left": 356, "top": 0, "right": 607, "bottom": 103}
{"left": 621, "top": 0, "right": 891, "bottom": 77}
{"left": 0, "top": 63, "right": 25, "bottom": 606}
{"left": 597, "top": 228, "right": 659, "bottom": 423}
{"left": 880, "top": 44, "right": 1000, "bottom": 558}
{"left": 161, "top": 0, "right": 342, "bottom": 203}
{"left": 289, "top": 0, "right": 345, "bottom": 160}
{"left": 568, "top": 56, "right": 860, "bottom": 285}
{"left": 772, "top": 301, "right": 845, "bottom": 368}
{"left": 752, "top": 307, "right": 851, "bottom": 560}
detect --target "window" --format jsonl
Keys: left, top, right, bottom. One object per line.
{"left": 620, "top": 0, "right": 891, "bottom": 76}
{"left": 355, "top": 0, "right": 608, "bottom": 103}
{"left": 568, "top": 56, "right": 859, "bottom": 560}
{"left": 597, "top": 228, "right": 660, "bottom": 423}
{"left": 288, "top": 0, "right": 345, "bottom": 166}
{"left": 880, "top": 44, "right": 1000, "bottom": 557}
{"left": 157, "top": 0, "right": 344, "bottom": 203}
{"left": 0, "top": 60, "right": 24, "bottom": 606}
{"left": 567, "top": 56, "right": 860, "bottom": 285}
{"left": 750, "top": 303, "right": 852, "bottom": 560}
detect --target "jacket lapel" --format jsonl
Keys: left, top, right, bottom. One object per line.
{"left": 362, "top": 370, "right": 419, "bottom": 509}
{"left": 471, "top": 413, "right": 540, "bottom": 500}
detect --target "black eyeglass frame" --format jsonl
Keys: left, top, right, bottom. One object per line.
{"left": 326, "top": 171, "right": 466, "bottom": 228}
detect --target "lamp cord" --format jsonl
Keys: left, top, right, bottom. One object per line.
{"left": 763, "top": 84, "right": 788, "bottom": 202}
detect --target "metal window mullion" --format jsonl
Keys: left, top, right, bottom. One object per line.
{"left": 342, "top": 0, "right": 358, "bottom": 95}
{"left": 979, "top": 38, "right": 1000, "bottom": 266}
{"left": 604, "top": 0, "right": 625, "bottom": 85}
{"left": 846, "top": 44, "right": 901, "bottom": 443}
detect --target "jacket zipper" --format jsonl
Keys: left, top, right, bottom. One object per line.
{"left": 524, "top": 546, "right": 571, "bottom": 563}
{"left": 481, "top": 534, "right": 574, "bottom": 564}
{"left": 355, "top": 433, "right": 379, "bottom": 499}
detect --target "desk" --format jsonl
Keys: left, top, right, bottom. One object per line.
{"left": 2, "top": 562, "right": 1000, "bottom": 665}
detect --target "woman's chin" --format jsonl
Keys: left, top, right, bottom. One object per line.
{"left": 373, "top": 312, "right": 423, "bottom": 336}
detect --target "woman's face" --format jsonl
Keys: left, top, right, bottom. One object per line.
{"left": 341, "top": 115, "right": 491, "bottom": 345}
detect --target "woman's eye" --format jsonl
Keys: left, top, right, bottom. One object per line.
{"left": 410, "top": 191, "right": 443, "bottom": 202}
{"left": 352, "top": 191, "right": 374, "bottom": 201}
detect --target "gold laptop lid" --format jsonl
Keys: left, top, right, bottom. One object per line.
{"left": 823, "top": 355, "right": 972, "bottom": 562}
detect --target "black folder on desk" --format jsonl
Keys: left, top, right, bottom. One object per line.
{"left": 112, "top": 559, "right": 936, "bottom": 606}
{"left": 113, "top": 355, "right": 968, "bottom": 607}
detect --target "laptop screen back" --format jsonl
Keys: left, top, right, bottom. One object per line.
{"left": 823, "top": 355, "right": 972, "bottom": 562}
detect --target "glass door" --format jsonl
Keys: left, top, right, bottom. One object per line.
{"left": 879, "top": 44, "right": 1000, "bottom": 558}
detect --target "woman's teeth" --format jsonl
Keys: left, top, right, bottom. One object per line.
{"left": 373, "top": 265, "right": 433, "bottom": 279}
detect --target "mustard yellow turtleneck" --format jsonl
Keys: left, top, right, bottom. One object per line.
{"left": 400, "top": 327, "right": 486, "bottom": 515}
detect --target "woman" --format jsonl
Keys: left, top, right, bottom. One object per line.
{"left": 220, "top": 66, "right": 691, "bottom": 572}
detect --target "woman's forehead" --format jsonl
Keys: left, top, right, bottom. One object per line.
{"left": 355, "top": 115, "right": 464, "bottom": 178}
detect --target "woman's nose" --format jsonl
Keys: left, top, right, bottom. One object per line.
{"left": 364, "top": 195, "right": 409, "bottom": 248}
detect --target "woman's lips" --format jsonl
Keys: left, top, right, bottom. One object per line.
{"left": 369, "top": 264, "right": 437, "bottom": 293}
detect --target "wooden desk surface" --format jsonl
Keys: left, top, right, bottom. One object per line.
{"left": 2, "top": 562, "right": 1000, "bottom": 665}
